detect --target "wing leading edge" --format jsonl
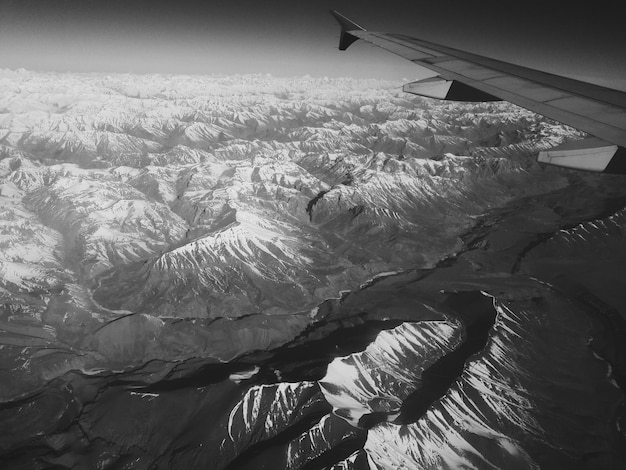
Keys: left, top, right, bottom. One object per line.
{"left": 330, "top": 10, "right": 626, "bottom": 174}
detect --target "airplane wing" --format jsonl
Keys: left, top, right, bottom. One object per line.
{"left": 330, "top": 10, "right": 626, "bottom": 174}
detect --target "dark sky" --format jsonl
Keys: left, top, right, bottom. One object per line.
{"left": 0, "top": 0, "right": 624, "bottom": 86}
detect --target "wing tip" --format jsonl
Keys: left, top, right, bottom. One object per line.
{"left": 329, "top": 10, "right": 365, "bottom": 51}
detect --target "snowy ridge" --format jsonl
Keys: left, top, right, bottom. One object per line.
{"left": 0, "top": 179, "right": 64, "bottom": 307}
{"left": 319, "top": 321, "right": 462, "bottom": 426}
{"left": 223, "top": 381, "right": 324, "bottom": 460}
{"left": 364, "top": 293, "right": 623, "bottom": 469}
{"left": 24, "top": 173, "right": 186, "bottom": 276}
{"left": 285, "top": 414, "right": 363, "bottom": 469}
{"left": 545, "top": 208, "right": 625, "bottom": 251}
{"left": 95, "top": 205, "right": 331, "bottom": 317}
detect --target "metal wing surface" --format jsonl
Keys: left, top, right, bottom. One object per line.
{"left": 331, "top": 10, "right": 626, "bottom": 173}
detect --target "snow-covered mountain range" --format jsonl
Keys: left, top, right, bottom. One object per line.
{"left": 1, "top": 70, "right": 625, "bottom": 469}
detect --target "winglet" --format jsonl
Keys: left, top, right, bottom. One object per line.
{"left": 330, "top": 10, "right": 365, "bottom": 51}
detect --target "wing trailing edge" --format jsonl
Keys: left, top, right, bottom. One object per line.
{"left": 330, "top": 11, "right": 626, "bottom": 174}
{"left": 403, "top": 77, "right": 501, "bottom": 102}
{"left": 537, "top": 138, "right": 626, "bottom": 174}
